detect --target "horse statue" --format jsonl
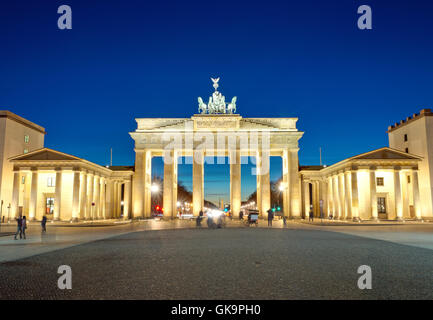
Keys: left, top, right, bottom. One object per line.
{"left": 198, "top": 97, "right": 207, "bottom": 114}
{"left": 227, "top": 96, "right": 237, "bottom": 114}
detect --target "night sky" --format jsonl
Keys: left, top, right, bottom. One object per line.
{"left": 1, "top": 0, "right": 433, "bottom": 203}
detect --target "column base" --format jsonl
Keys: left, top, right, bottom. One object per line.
{"left": 371, "top": 217, "right": 380, "bottom": 222}
{"left": 352, "top": 217, "right": 361, "bottom": 222}
{"left": 396, "top": 217, "right": 405, "bottom": 222}
{"left": 71, "top": 218, "right": 79, "bottom": 223}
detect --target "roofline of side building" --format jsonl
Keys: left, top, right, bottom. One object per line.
{"left": 0, "top": 110, "right": 46, "bottom": 135}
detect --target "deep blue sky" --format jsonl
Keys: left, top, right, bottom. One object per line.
{"left": 1, "top": 0, "right": 433, "bottom": 203}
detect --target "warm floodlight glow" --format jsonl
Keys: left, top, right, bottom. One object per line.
{"left": 279, "top": 183, "right": 286, "bottom": 191}
{"left": 151, "top": 184, "right": 159, "bottom": 193}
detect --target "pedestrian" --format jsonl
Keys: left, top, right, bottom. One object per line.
{"left": 282, "top": 216, "right": 287, "bottom": 227}
{"left": 14, "top": 215, "right": 22, "bottom": 240}
{"left": 196, "top": 210, "right": 203, "bottom": 227}
{"left": 267, "top": 208, "right": 273, "bottom": 227}
{"left": 239, "top": 211, "right": 243, "bottom": 221}
{"left": 21, "top": 216, "right": 27, "bottom": 239}
{"left": 309, "top": 205, "right": 314, "bottom": 222}
{"left": 41, "top": 215, "right": 47, "bottom": 233}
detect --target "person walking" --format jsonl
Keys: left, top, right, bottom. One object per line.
{"left": 14, "top": 215, "right": 22, "bottom": 240}
{"left": 196, "top": 210, "right": 203, "bottom": 227}
{"left": 41, "top": 215, "right": 47, "bottom": 233}
{"left": 309, "top": 205, "right": 314, "bottom": 222}
{"left": 21, "top": 216, "right": 27, "bottom": 239}
{"left": 239, "top": 211, "right": 243, "bottom": 221}
{"left": 267, "top": 208, "right": 273, "bottom": 227}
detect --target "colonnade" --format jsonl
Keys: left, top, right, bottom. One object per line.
{"left": 302, "top": 167, "right": 422, "bottom": 221}
{"left": 10, "top": 167, "right": 132, "bottom": 221}
{"left": 132, "top": 148, "right": 302, "bottom": 219}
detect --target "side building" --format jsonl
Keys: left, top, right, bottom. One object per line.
{"left": 387, "top": 108, "right": 433, "bottom": 219}
{"left": 0, "top": 111, "right": 45, "bottom": 219}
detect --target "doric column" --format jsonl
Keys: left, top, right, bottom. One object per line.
{"left": 328, "top": 176, "right": 334, "bottom": 217}
{"left": 257, "top": 150, "right": 270, "bottom": 218}
{"left": 311, "top": 181, "right": 318, "bottom": 217}
{"left": 282, "top": 150, "right": 290, "bottom": 218}
{"left": 79, "top": 171, "right": 87, "bottom": 220}
{"left": 333, "top": 175, "right": 340, "bottom": 219}
{"left": 11, "top": 170, "right": 20, "bottom": 218}
{"left": 71, "top": 169, "right": 81, "bottom": 221}
{"left": 112, "top": 181, "right": 118, "bottom": 218}
{"left": 117, "top": 181, "right": 122, "bottom": 218}
{"left": 320, "top": 180, "right": 328, "bottom": 218}
{"left": 143, "top": 150, "right": 152, "bottom": 218}
{"left": 105, "top": 179, "right": 113, "bottom": 218}
{"left": 123, "top": 179, "right": 131, "bottom": 219}
{"left": 394, "top": 169, "right": 403, "bottom": 220}
{"left": 412, "top": 169, "right": 422, "bottom": 219}
{"left": 351, "top": 171, "right": 360, "bottom": 221}
{"left": 94, "top": 175, "right": 100, "bottom": 219}
{"left": 230, "top": 148, "right": 241, "bottom": 218}
{"left": 369, "top": 169, "right": 378, "bottom": 220}
{"left": 163, "top": 150, "right": 178, "bottom": 219}
{"left": 86, "top": 172, "right": 94, "bottom": 220}
{"left": 344, "top": 171, "right": 352, "bottom": 219}
{"left": 100, "top": 177, "right": 106, "bottom": 219}
{"left": 337, "top": 173, "right": 345, "bottom": 219}
{"left": 289, "top": 149, "right": 301, "bottom": 218}
{"left": 53, "top": 169, "right": 62, "bottom": 220}
{"left": 132, "top": 150, "right": 144, "bottom": 218}
{"left": 193, "top": 149, "right": 204, "bottom": 216}
{"left": 256, "top": 158, "right": 261, "bottom": 214}
{"left": 303, "top": 181, "right": 310, "bottom": 219}
{"left": 28, "top": 169, "right": 38, "bottom": 221}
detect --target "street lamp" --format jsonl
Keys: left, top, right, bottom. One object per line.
{"left": 151, "top": 184, "right": 159, "bottom": 193}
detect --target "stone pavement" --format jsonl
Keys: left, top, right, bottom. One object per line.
{"left": 1, "top": 226, "right": 433, "bottom": 299}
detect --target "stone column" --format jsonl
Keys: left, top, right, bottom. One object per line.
{"left": 105, "top": 179, "right": 113, "bottom": 219}
{"left": 412, "top": 169, "right": 422, "bottom": 219}
{"left": 282, "top": 150, "right": 290, "bottom": 218}
{"left": 53, "top": 169, "right": 62, "bottom": 220}
{"left": 71, "top": 169, "right": 81, "bottom": 221}
{"left": 100, "top": 178, "right": 106, "bottom": 219}
{"left": 87, "top": 173, "right": 94, "bottom": 220}
{"left": 394, "top": 169, "right": 403, "bottom": 220}
{"left": 132, "top": 150, "right": 144, "bottom": 218}
{"left": 193, "top": 149, "right": 204, "bottom": 216}
{"left": 11, "top": 170, "right": 20, "bottom": 219}
{"left": 369, "top": 169, "right": 378, "bottom": 220}
{"left": 80, "top": 171, "right": 87, "bottom": 220}
{"left": 338, "top": 173, "right": 345, "bottom": 219}
{"left": 94, "top": 175, "right": 100, "bottom": 219}
{"left": 351, "top": 171, "right": 360, "bottom": 221}
{"left": 333, "top": 176, "right": 340, "bottom": 219}
{"left": 303, "top": 181, "right": 310, "bottom": 218}
{"left": 143, "top": 150, "right": 152, "bottom": 218}
{"left": 344, "top": 171, "right": 352, "bottom": 220}
{"left": 28, "top": 169, "right": 38, "bottom": 221}
{"left": 258, "top": 150, "right": 270, "bottom": 218}
{"left": 163, "top": 150, "right": 178, "bottom": 219}
{"left": 230, "top": 149, "right": 241, "bottom": 218}
{"left": 123, "top": 179, "right": 131, "bottom": 219}
{"left": 289, "top": 149, "right": 301, "bottom": 218}
{"left": 328, "top": 176, "right": 334, "bottom": 217}
{"left": 117, "top": 181, "right": 123, "bottom": 218}
{"left": 320, "top": 180, "right": 328, "bottom": 218}
{"left": 113, "top": 181, "right": 118, "bottom": 218}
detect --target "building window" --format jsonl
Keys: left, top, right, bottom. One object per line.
{"left": 376, "top": 177, "right": 384, "bottom": 186}
{"left": 377, "top": 197, "right": 386, "bottom": 213}
{"left": 24, "top": 135, "right": 29, "bottom": 143}
{"left": 23, "top": 149, "right": 29, "bottom": 154}
{"left": 47, "top": 177, "right": 56, "bottom": 187}
{"left": 21, "top": 176, "right": 25, "bottom": 184}
{"left": 407, "top": 175, "right": 411, "bottom": 184}
{"left": 46, "top": 197, "right": 54, "bottom": 215}
{"left": 405, "top": 147, "right": 409, "bottom": 153}
{"left": 404, "top": 134, "right": 408, "bottom": 142}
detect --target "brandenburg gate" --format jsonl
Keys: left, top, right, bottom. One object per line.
{"left": 129, "top": 78, "right": 303, "bottom": 219}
